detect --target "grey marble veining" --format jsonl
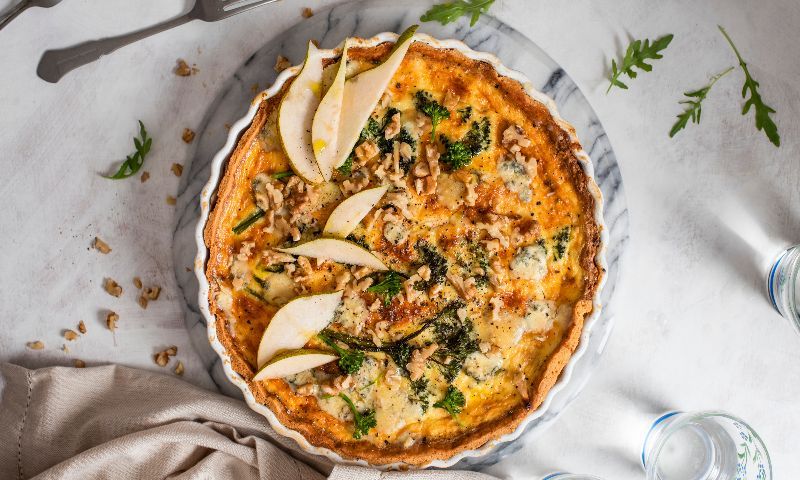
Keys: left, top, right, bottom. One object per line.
{"left": 172, "top": 0, "right": 629, "bottom": 466}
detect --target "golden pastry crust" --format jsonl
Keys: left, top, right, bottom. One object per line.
{"left": 204, "top": 40, "right": 602, "bottom": 466}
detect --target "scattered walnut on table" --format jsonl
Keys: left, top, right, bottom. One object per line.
{"left": 154, "top": 351, "right": 169, "bottom": 367}
{"left": 26, "top": 341, "right": 44, "bottom": 350}
{"left": 274, "top": 55, "right": 291, "bottom": 73}
{"left": 166, "top": 196, "right": 177, "bottom": 206}
{"left": 174, "top": 59, "right": 198, "bottom": 76}
{"left": 181, "top": 128, "right": 195, "bottom": 144}
{"left": 133, "top": 277, "right": 142, "bottom": 289}
{"left": 63, "top": 330, "right": 79, "bottom": 341}
{"left": 77, "top": 320, "right": 87, "bottom": 334}
{"left": 103, "top": 278, "right": 122, "bottom": 297}
{"left": 301, "top": 7, "right": 313, "bottom": 18}
{"left": 174, "top": 361, "right": 184, "bottom": 376}
{"left": 106, "top": 312, "right": 119, "bottom": 331}
{"left": 74, "top": 359, "right": 86, "bottom": 368}
{"left": 93, "top": 237, "right": 111, "bottom": 254}
{"left": 171, "top": 163, "right": 183, "bottom": 177}
{"left": 140, "top": 171, "right": 150, "bottom": 183}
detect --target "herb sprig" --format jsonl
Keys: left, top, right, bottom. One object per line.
{"left": 669, "top": 67, "right": 733, "bottom": 137}
{"left": 607, "top": 35, "right": 674, "bottom": 93}
{"left": 415, "top": 91, "right": 450, "bottom": 141}
{"left": 718, "top": 26, "right": 780, "bottom": 147}
{"left": 421, "top": 0, "right": 495, "bottom": 26}
{"left": 232, "top": 209, "right": 266, "bottom": 235}
{"left": 366, "top": 270, "right": 405, "bottom": 306}
{"left": 106, "top": 120, "right": 152, "bottom": 179}
{"left": 339, "top": 393, "right": 376, "bottom": 439}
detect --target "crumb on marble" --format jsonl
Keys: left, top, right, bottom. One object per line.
{"left": 64, "top": 330, "right": 79, "bottom": 341}
{"left": 74, "top": 359, "right": 86, "bottom": 368}
{"left": 174, "top": 59, "right": 198, "bottom": 76}
{"left": 166, "top": 195, "right": 177, "bottom": 206}
{"left": 154, "top": 351, "right": 169, "bottom": 367}
{"left": 302, "top": 7, "right": 313, "bottom": 18}
{"left": 174, "top": 361, "right": 184, "bottom": 376}
{"left": 140, "top": 171, "right": 150, "bottom": 183}
{"left": 93, "top": 237, "right": 111, "bottom": 254}
{"left": 103, "top": 278, "right": 123, "bottom": 297}
{"left": 133, "top": 277, "right": 142, "bottom": 289}
{"left": 106, "top": 312, "right": 118, "bottom": 331}
{"left": 171, "top": 163, "right": 184, "bottom": 177}
{"left": 274, "top": 55, "right": 290, "bottom": 73}
{"left": 27, "top": 341, "right": 44, "bottom": 350}
{"left": 144, "top": 286, "right": 161, "bottom": 301}
{"left": 182, "top": 128, "right": 195, "bottom": 144}
{"left": 78, "top": 320, "right": 87, "bottom": 334}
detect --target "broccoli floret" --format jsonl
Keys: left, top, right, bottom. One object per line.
{"left": 458, "top": 106, "right": 473, "bottom": 122}
{"left": 339, "top": 393, "right": 376, "bottom": 439}
{"left": 359, "top": 117, "right": 382, "bottom": 142}
{"left": 410, "top": 377, "right": 430, "bottom": 412}
{"left": 439, "top": 117, "right": 491, "bottom": 170}
{"left": 431, "top": 303, "right": 478, "bottom": 382}
{"left": 464, "top": 117, "right": 491, "bottom": 154}
{"left": 415, "top": 91, "right": 450, "bottom": 141}
{"left": 336, "top": 155, "right": 353, "bottom": 176}
{"left": 433, "top": 386, "right": 465, "bottom": 417}
{"left": 366, "top": 270, "right": 405, "bottom": 306}
{"left": 439, "top": 136, "right": 474, "bottom": 170}
{"left": 318, "top": 332, "right": 364, "bottom": 375}
{"left": 414, "top": 240, "right": 448, "bottom": 289}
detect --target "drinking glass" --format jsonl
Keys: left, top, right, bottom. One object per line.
{"left": 641, "top": 411, "right": 771, "bottom": 480}
{"left": 766, "top": 244, "right": 800, "bottom": 334}
{"left": 542, "top": 474, "right": 605, "bottom": 480}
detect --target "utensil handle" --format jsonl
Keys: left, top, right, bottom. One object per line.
{"left": 0, "top": 0, "right": 32, "bottom": 31}
{"left": 36, "top": 14, "right": 192, "bottom": 83}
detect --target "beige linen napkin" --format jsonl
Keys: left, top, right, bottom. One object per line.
{"left": 0, "top": 363, "right": 500, "bottom": 480}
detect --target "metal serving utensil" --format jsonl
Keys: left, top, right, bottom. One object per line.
{"left": 37, "top": 0, "right": 279, "bottom": 83}
{"left": 0, "top": 0, "right": 63, "bottom": 32}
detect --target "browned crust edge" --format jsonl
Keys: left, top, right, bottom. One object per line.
{"left": 203, "top": 41, "right": 602, "bottom": 467}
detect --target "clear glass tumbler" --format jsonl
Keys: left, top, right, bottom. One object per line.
{"left": 542, "top": 474, "right": 605, "bottom": 480}
{"left": 641, "top": 411, "right": 771, "bottom": 480}
{"left": 767, "top": 244, "right": 800, "bottom": 333}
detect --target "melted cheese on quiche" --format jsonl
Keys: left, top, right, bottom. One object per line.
{"left": 205, "top": 40, "right": 600, "bottom": 461}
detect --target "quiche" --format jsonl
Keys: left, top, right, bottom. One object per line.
{"left": 203, "top": 30, "right": 604, "bottom": 466}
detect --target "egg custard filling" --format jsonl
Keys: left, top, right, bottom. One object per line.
{"left": 204, "top": 31, "right": 603, "bottom": 466}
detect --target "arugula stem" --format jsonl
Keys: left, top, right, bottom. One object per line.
{"left": 232, "top": 209, "right": 265, "bottom": 235}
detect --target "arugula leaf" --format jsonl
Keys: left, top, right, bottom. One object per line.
{"left": 669, "top": 67, "right": 733, "bottom": 138}
{"left": 433, "top": 385, "right": 465, "bottom": 416}
{"left": 718, "top": 26, "right": 780, "bottom": 147}
{"left": 232, "top": 208, "right": 265, "bottom": 234}
{"left": 318, "top": 332, "right": 364, "bottom": 375}
{"left": 336, "top": 155, "right": 353, "bottom": 176}
{"left": 421, "top": 0, "right": 495, "bottom": 26}
{"left": 415, "top": 91, "right": 450, "bottom": 140}
{"left": 607, "top": 34, "right": 674, "bottom": 93}
{"left": 339, "top": 393, "right": 376, "bottom": 439}
{"left": 105, "top": 120, "right": 153, "bottom": 179}
{"left": 366, "top": 270, "right": 405, "bottom": 306}
{"left": 271, "top": 171, "right": 295, "bottom": 179}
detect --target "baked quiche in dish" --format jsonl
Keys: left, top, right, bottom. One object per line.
{"left": 202, "top": 26, "right": 605, "bottom": 467}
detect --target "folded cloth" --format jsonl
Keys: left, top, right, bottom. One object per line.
{"left": 0, "top": 363, "right": 500, "bottom": 480}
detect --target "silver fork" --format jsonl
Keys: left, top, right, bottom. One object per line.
{"left": 37, "top": 0, "right": 279, "bottom": 83}
{"left": 0, "top": 0, "right": 63, "bottom": 32}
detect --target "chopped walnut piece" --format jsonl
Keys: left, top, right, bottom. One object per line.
{"left": 140, "top": 171, "right": 150, "bottom": 183}
{"left": 166, "top": 195, "right": 177, "bottom": 206}
{"left": 174, "top": 59, "right": 193, "bottom": 76}
{"left": 143, "top": 286, "right": 161, "bottom": 301}
{"left": 174, "top": 361, "right": 184, "bottom": 376}
{"left": 103, "top": 278, "right": 122, "bottom": 297}
{"left": 384, "top": 113, "right": 401, "bottom": 139}
{"left": 355, "top": 140, "right": 380, "bottom": 164}
{"left": 26, "top": 341, "right": 44, "bottom": 350}
{"left": 137, "top": 295, "right": 148, "bottom": 309}
{"left": 106, "top": 312, "right": 119, "bottom": 331}
{"left": 301, "top": 7, "right": 313, "bottom": 17}
{"left": 154, "top": 351, "right": 169, "bottom": 367}
{"left": 406, "top": 343, "right": 438, "bottom": 381}
{"left": 165, "top": 345, "right": 178, "bottom": 356}
{"left": 274, "top": 55, "right": 291, "bottom": 73}
{"left": 182, "top": 128, "right": 195, "bottom": 144}
{"left": 77, "top": 320, "right": 87, "bottom": 334}
{"left": 63, "top": 330, "right": 79, "bottom": 341}
{"left": 74, "top": 359, "right": 86, "bottom": 368}
{"left": 133, "top": 277, "right": 142, "bottom": 289}
{"left": 93, "top": 237, "right": 111, "bottom": 254}
{"left": 171, "top": 163, "right": 184, "bottom": 177}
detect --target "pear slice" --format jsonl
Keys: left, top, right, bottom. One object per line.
{"left": 323, "top": 185, "right": 388, "bottom": 238}
{"left": 278, "top": 239, "right": 388, "bottom": 271}
{"left": 278, "top": 41, "right": 326, "bottom": 184}
{"left": 253, "top": 349, "right": 338, "bottom": 381}
{"left": 332, "top": 25, "right": 419, "bottom": 169}
{"left": 312, "top": 40, "right": 350, "bottom": 181}
{"left": 256, "top": 291, "right": 343, "bottom": 367}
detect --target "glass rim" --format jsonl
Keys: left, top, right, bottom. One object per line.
{"left": 767, "top": 244, "right": 800, "bottom": 333}
{"left": 642, "top": 410, "right": 772, "bottom": 479}
{"left": 542, "top": 474, "right": 606, "bottom": 480}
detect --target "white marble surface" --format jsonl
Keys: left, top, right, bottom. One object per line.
{"left": 1, "top": 0, "right": 798, "bottom": 478}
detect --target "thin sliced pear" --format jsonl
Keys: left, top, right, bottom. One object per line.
{"left": 323, "top": 185, "right": 388, "bottom": 238}
{"left": 256, "top": 291, "right": 343, "bottom": 367}
{"left": 278, "top": 238, "right": 388, "bottom": 271}
{"left": 253, "top": 349, "right": 338, "bottom": 381}
{"left": 278, "top": 41, "right": 325, "bottom": 184}
{"left": 332, "top": 25, "right": 418, "bottom": 169}
{"left": 312, "top": 40, "right": 350, "bottom": 181}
